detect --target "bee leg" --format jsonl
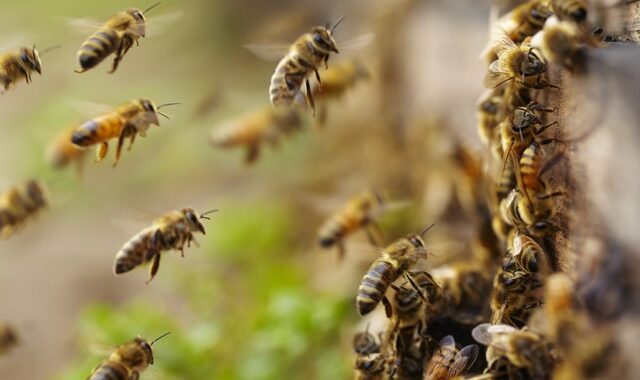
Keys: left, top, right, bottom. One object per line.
{"left": 130, "top": 370, "right": 140, "bottom": 380}
{"left": 128, "top": 133, "right": 137, "bottom": 151}
{"left": 381, "top": 296, "right": 393, "bottom": 318}
{"left": 146, "top": 253, "right": 161, "bottom": 285}
{"left": 110, "top": 36, "right": 133, "bottom": 74}
{"left": 114, "top": 125, "right": 134, "bottom": 167}
{"left": 324, "top": 55, "right": 329, "bottom": 69}
{"left": 305, "top": 79, "right": 316, "bottom": 116}
{"left": 365, "top": 222, "right": 384, "bottom": 247}
{"left": 94, "top": 143, "right": 109, "bottom": 163}
{"left": 336, "top": 241, "right": 346, "bottom": 260}
{"left": 314, "top": 69, "right": 322, "bottom": 87}
{"left": 246, "top": 144, "right": 260, "bottom": 164}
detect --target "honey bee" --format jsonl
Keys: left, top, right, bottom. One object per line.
{"left": 0, "top": 324, "right": 18, "bottom": 356}
{"left": 75, "top": 3, "right": 162, "bottom": 74}
{"left": 318, "top": 190, "right": 385, "bottom": 258}
{"left": 0, "top": 45, "right": 58, "bottom": 93}
{"left": 0, "top": 180, "right": 48, "bottom": 239}
{"left": 423, "top": 335, "right": 479, "bottom": 380}
{"left": 47, "top": 126, "right": 87, "bottom": 177}
{"left": 70, "top": 99, "right": 179, "bottom": 167}
{"left": 431, "top": 263, "right": 492, "bottom": 324}
{"left": 356, "top": 225, "right": 434, "bottom": 317}
{"left": 472, "top": 323, "right": 553, "bottom": 380}
{"left": 311, "top": 59, "right": 369, "bottom": 127}
{"left": 476, "top": 88, "right": 504, "bottom": 147}
{"left": 531, "top": 16, "right": 585, "bottom": 68}
{"left": 353, "top": 328, "right": 381, "bottom": 356}
{"left": 484, "top": 33, "right": 552, "bottom": 90}
{"left": 88, "top": 332, "right": 169, "bottom": 380}
{"left": 504, "top": 233, "right": 553, "bottom": 276}
{"left": 550, "top": 0, "right": 588, "bottom": 23}
{"left": 353, "top": 329, "right": 386, "bottom": 380}
{"left": 490, "top": 269, "right": 543, "bottom": 326}
{"left": 493, "top": 0, "right": 554, "bottom": 45}
{"left": 114, "top": 208, "right": 216, "bottom": 284}
{"left": 210, "top": 106, "right": 302, "bottom": 164}
{"left": 387, "top": 282, "right": 426, "bottom": 353}
{"left": 268, "top": 17, "right": 344, "bottom": 113}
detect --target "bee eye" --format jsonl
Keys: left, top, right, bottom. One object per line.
{"left": 20, "top": 53, "right": 28, "bottom": 62}
{"left": 313, "top": 34, "right": 324, "bottom": 44}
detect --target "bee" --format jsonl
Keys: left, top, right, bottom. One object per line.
{"left": 423, "top": 335, "right": 479, "bottom": 380}
{"left": 0, "top": 180, "right": 48, "bottom": 239}
{"left": 114, "top": 208, "right": 216, "bottom": 284}
{"left": 311, "top": 59, "right": 369, "bottom": 127}
{"left": 387, "top": 280, "right": 427, "bottom": 355}
{"left": 353, "top": 329, "right": 386, "bottom": 380}
{"left": 504, "top": 233, "right": 553, "bottom": 276}
{"left": 75, "top": 3, "right": 162, "bottom": 74}
{"left": 531, "top": 16, "right": 585, "bottom": 68}
{"left": 494, "top": 0, "right": 553, "bottom": 45}
{"left": 318, "top": 190, "right": 385, "bottom": 258}
{"left": 0, "top": 45, "right": 58, "bottom": 93}
{"left": 550, "top": 0, "right": 588, "bottom": 23}
{"left": 490, "top": 269, "right": 543, "bottom": 326}
{"left": 70, "top": 99, "right": 179, "bottom": 167}
{"left": 268, "top": 17, "right": 344, "bottom": 113}
{"left": 476, "top": 88, "right": 504, "bottom": 147}
{"left": 88, "top": 332, "right": 169, "bottom": 380}
{"left": 431, "top": 263, "right": 492, "bottom": 323}
{"left": 356, "top": 225, "right": 434, "bottom": 317}
{"left": 210, "top": 106, "right": 302, "bottom": 164}
{"left": 47, "top": 126, "right": 87, "bottom": 177}
{"left": 0, "top": 324, "right": 18, "bottom": 356}
{"left": 484, "top": 33, "right": 552, "bottom": 90}
{"left": 472, "top": 323, "right": 553, "bottom": 380}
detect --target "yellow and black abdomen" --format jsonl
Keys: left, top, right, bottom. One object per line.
{"left": 78, "top": 28, "right": 120, "bottom": 71}
{"left": 71, "top": 113, "right": 124, "bottom": 147}
{"left": 357, "top": 259, "right": 399, "bottom": 316}
{"left": 88, "top": 361, "right": 129, "bottom": 380}
{"left": 113, "top": 228, "right": 157, "bottom": 275}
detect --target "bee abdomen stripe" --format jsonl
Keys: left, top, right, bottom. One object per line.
{"left": 90, "top": 364, "right": 127, "bottom": 380}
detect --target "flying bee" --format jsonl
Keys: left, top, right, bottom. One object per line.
{"left": 47, "top": 126, "right": 87, "bottom": 177}
{"left": 490, "top": 269, "right": 543, "bottom": 326}
{"left": 356, "top": 224, "right": 435, "bottom": 317}
{"left": 210, "top": 106, "right": 302, "bottom": 164}
{"left": 0, "top": 44, "right": 59, "bottom": 93}
{"left": 504, "top": 233, "right": 553, "bottom": 276}
{"left": 472, "top": 324, "right": 553, "bottom": 380}
{"left": 75, "top": 2, "right": 162, "bottom": 74}
{"left": 423, "top": 335, "right": 479, "bottom": 380}
{"left": 318, "top": 190, "right": 385, "bottom": 259}
{"left": 311, "top": 59, "right": 369, "bottom": 127}
{"left": 70, "top": 99, "right": 179, "bottom": 167}
{"left": 0, "top": 180, "right": 48, "bottom": 239}
{"left": 114, "top": 208, "right": 216, "bottom": 284}
{"left": 88, "top": 332, "right": 169, "bottom": 380}
{"left": 484, "top": 33, "right": 553, "bottom": 90}
{"left": 0, "top": 324, "right": 18, "bottom": 356}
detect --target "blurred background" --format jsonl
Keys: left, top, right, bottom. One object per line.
{"left": 2, "top": 0, "right": 638, "bottom": 379}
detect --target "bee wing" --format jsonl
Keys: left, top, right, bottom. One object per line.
{"left": 243, "top": 43, "right": 291, "bottom": 61}
{"left": 448, "top": 344, "right": 480, "bottom": 377}
{"left": 471, "top": 323, "right": 496, "bottom": 346}
{"left": 107, "top": 205, "right": 156, "bottom": 237}
{"left": 67, "top": 18, "right": 105, "bottom": 34}
{"left": 70, "top": 100, "right": 114, "bottom": 119}
{"left": 483, "top": 60, "right": 513, "bottom": 88}
{"left": 144, "top": 11, "right": 184, "bottom": 38}
{"left": 0, "top": 35, "right": 35, "bottom": 52}
{"left": 338, "top": 33, "right": 375, "bottom": 54}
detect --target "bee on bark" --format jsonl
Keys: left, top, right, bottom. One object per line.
{"left": 114, "top": 208, "right": 216, "bottom": 284}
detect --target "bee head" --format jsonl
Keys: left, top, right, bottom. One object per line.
{"left": 140, "top": 98, "right": 157, "bottom": 114}
{"left": 311, "top": 26, "right": 339, "bottom": 54}
{"left": 134, "top": 336, "right": 154, "bottom": 365}
{"left": 20, "top": 46, "right": 42, "bottom": 74}
{"left": 499, "top": 270, "right": 527, "bottom": 291}
{"left": 126, "top": 8, "right": 147, "bottom": 37}
{"left": 520, "top": 48, "right": 546, "bottom": 76}
{"left": 183, "top": 208, "right": 206, "bottom": 235}
{"left": 405, "top": 234, "right": 425, "bottom": 251}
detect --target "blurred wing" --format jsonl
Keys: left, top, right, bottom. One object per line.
{"left": 106, "top": 204, "right": 154, "bottom": 237}
{"left": 471, "top": 323, "right": 494, "bottom": 345}
{"left": 449, "top": 344, "right": 480, "bottom": 377}
{"left": 244, "top": 43, "right": 290, "bottom": 61}
{"left": 487, "top": 323, "right": 518, "bottom": 335}
{"left": 338, "top": 33, "right": 375, "bottom": 54}
{"left": 145, "top": 11, "right": 184, "bottom": 37}
{"left": 70, "top": 100, "right": 114, "bottom": 119}
{"left": 0, "top": 35, "right": 33, "bottom": 52}
{"left": 68, "top": 18, "right": 104, "bottom": 34}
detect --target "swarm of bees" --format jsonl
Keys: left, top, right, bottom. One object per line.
{"left": 1, "top": 1, "right": 637, "bottom": 379}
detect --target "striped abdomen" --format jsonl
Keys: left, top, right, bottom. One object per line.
{"left": 71, "top": 113, "right": 124, "bottom": 147}
{"left": 78, "top": 28, "right": 120, "bottom": 70}
{"left": 318, "top": 211, "right": 362, "bottom": 248}
{"left": 519, "top": 143, "right": 542, "bottom": 192}
{"left": 88, "top": 361, "right": 129, "bottom": 380}
{"left": 497, "top": 153, "right": 517, "bottom": 199}
{"left": 114, "top": 228, "right": 157, "bottom": 275}
{"left": 269, "top": 52, "right": 312, "bottom": 108}
{"left": 357, "top": 259, "right": 399, "bottom": 316}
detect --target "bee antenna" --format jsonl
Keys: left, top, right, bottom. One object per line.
{"left": 39, "top": 45, "right": 62, "bottom": 55}
{"left": 419, "top": 223, "right": 436, "bottom": 237}
{"left": 143, "top": 1, "right": 162, "bottom": 14}
{"left": 157, "top": 102, "right": 181, "bottom": 109}
{"left": 150, "top": 331, "right": 170, "bottom": 346}
{"left": 330, "top": 15, "right": 346, "bottom": 34}
{"left": 199, "top": 209, "right": 219, "bottom": 220}
{"left": 157, "top": 112, "right": 170, "bottom": 120}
